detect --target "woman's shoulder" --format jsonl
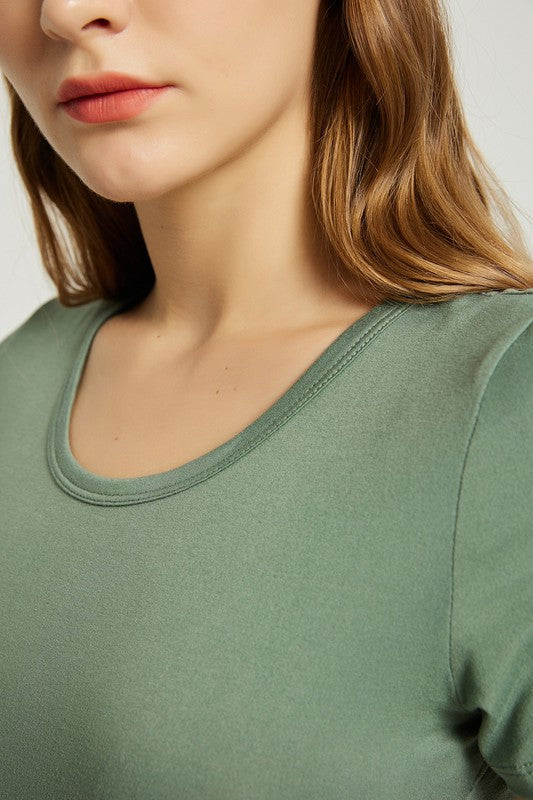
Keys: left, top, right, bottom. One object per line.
{"left": 399, "top": 288, "right": 533, "bottom": 374}
{"left": 0, "top": 295, "right": 117, "bottom": 362}
{"left": 358, "top": 288, "right": 533, "bottom": 424}
{"left": 408, "top": 287, "right": 533, "bottom": 334}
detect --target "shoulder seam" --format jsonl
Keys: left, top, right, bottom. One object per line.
{"left": 447, "top": 315, "right": 533, "bottom": 711}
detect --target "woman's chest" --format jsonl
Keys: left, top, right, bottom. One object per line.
{"left": 1, "top": 490, "right": 465, "bottom": 800}
{"left": 68, "top": 317, "right": 364, "bottom": 479}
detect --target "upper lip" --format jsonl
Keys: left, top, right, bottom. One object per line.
{"left": 56, "top": 71, "right": 171, "bottom": 104}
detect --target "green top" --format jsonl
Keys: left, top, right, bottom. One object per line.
{"left": 1, "top": 288, "right": 532, "bottom": 800}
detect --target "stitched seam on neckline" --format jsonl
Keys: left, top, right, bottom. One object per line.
{"left": 48, "top": 303, "right": 409, "bottom": 505}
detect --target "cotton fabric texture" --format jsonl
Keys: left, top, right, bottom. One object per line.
{"left": 1, "top": 288, "right": 532, "bottom": 800}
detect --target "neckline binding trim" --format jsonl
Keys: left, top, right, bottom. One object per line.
{"left": 47, "top": 296, "right": 411, "bottom": 506}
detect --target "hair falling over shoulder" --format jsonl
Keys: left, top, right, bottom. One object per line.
{"left": 4, "top": 0, "right": 533, "bottom": 307}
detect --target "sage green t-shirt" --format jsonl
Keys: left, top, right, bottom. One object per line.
{"left": 1, "top": 288, "right": 532, "bottom": 800}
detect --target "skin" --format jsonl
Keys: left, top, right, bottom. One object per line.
{"left": 0, "top": 0, "right": 374, "bottom": 357}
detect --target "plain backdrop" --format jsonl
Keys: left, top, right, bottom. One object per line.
{"left": 1, "top": 0, "right": 532, "bottom": 342}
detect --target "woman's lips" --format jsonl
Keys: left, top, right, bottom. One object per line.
{"left": 59, "top": 86, "right": 172, "bottom": 123}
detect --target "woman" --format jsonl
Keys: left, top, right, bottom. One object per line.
{"left": 0, "top": 1, "right": 531, "bottom": 798}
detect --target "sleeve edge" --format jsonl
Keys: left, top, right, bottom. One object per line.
{"left": 447, "top": 316, "right": 533, "bottom": 712}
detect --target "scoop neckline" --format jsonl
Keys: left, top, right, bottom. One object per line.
{"left": 47, "top": 294, "right": 411, "bottom": 506}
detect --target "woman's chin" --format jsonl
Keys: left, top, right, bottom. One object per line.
{"left": 79, "top": 174, "right": 176, "bottom": 204}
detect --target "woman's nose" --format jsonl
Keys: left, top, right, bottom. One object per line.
{"left": 40, "top": 0, "right": 130, "bottom": 43}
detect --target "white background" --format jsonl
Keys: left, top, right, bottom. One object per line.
{"left": 1, "top": 0, "right": 532, "bottom": 341}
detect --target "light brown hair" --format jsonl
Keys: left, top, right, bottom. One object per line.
{"left": 3, "top": 0, "right": 533, "bottom": 307}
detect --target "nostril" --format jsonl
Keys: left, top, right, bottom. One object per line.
{"left": 83, "top": 18, "right": 111, "bottom": 30}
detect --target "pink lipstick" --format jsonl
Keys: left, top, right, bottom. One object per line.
{"left": 56, "top": 72, "right": 174, "bottom": 123}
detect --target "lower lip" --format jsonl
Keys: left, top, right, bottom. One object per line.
{"left": 59, "top": 86, "right": 172, "bottom": 123}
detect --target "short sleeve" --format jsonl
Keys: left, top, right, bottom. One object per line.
{"left": 450, "top": 319, "right": 533, "bottom": 799}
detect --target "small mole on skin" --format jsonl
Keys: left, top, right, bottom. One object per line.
{"left": 113, "top": 435, "right": 119, "bottom": 441}
{"left": 215, "top": 389, "right": 220, "bottom": 395}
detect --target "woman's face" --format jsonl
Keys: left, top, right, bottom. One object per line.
{"left": 0, "top": 0, "right": 322, "bottom": 202}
